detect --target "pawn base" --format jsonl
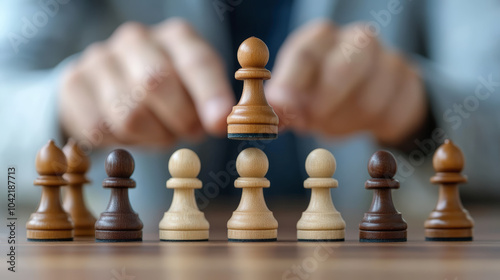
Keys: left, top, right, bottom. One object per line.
{"left": 359, "top": 230, "right": 407, "bottom": 242}
{"left": 159, "top": 230, "right": 209, "bottom": 242}
{"left": 425, "top": 228, "right": 473, "bottom": 241}
{"left": 27, "top": 229, "right": 73, "bottom": 241}
{"left": 228, "top": 238, "right": 277, "bottom": 242}
{"left": 297, "top": 229, "right": 345, "bottom": 242}
{"left": 227, "top": 124, "right": 278, "bottom": 140}
{"left": 228, "top": 229, "right": 277, "bottom": 242}
{"left": 228, "top": 133, "right": 278, "bottom": 140}
{"left": 95, "top": 230, "right": 142, "bottom": 242}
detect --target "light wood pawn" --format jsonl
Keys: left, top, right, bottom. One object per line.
{"left": 297, "top": 148, "right": 345, "bottom": 241}
{"left": 62, "top": 139, "right": 96, "bottom": 236}
{"left": 26, "top": 140, "right": 74, "bottom": 241}
{"left": 425, "top": 139, "right": 474, "bottom": 241}
{"left": 159, "top": 149, "right": 210, "bottom": 241}
{"left": 227, "top": 148, "right": 278, "bottom": 241}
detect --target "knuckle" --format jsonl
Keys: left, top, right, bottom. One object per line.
{"left": 357, "top": 97, "right": 378, "bottom": 119}
{"left": 383, "top": 53, "right": 399, "bottom": 73}
{"left": 142, "top": 75, "right": 162, "bottom": 91}
{"left": 389, "top": 52, "right": 405, "bottom": 70}
{"left": 164, "top": 18, "right": 196, "bottom": 36}
{"left": 83, "top": 42, "right": 111, "bottom": 64}
{"left": 296, "top": 47, "right": 317, "bottom": 63}
{"left": 310, "top": 20, "right": 337, "bottom": 38}
{"left": 174, "top": 121, "right": 194, "bottom": 135}
{"left": 62, "top": 64, "right": 84, "bottom": 88}
{"left": 134, "top": 66, "right": 171, "bottom": 92}
{"left": 365, "top": 36, "right": 380, "bottom": 52}
{"left": 181, "top": 50, "right": 220, "bottom": 71}
{"left": 342, "top": 22, "right": 365, "bottom": 35}
{"left": 119, "top": 107, "right": 143, "bottom": 136}
{"left": 382, "top": 52, "right": 406, "bottom": 80}
{"left": 85, "top": 42, "right": 106, "bottom": 57}
{"left": 114, "top": 21, "right": 149, "bottom": 41}
{"left": 342, "top": 22, "right": 379, "bottom": 47}
{"left": 328, "top": 56, "right": 352, "bottom": 75}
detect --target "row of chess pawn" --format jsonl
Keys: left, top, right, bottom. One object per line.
{"left": 27, "top": 139, "right": 474, "bottom": 242}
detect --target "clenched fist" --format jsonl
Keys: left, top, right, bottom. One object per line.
{"left": 266, "top": 20, "right": 427, "bottom": 146}
{"left": 59, "top": 19, "right": 235, "bottom": 147}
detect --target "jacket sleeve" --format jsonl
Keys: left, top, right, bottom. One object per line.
{"left": 412, "top": 0, "right": 500, "bottom": 199}
{"left": 0, "top": 0, "right": 112, "bottom": 184}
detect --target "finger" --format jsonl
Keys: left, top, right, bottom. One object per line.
{"left": 353, "top": 51, "right": 401, "bottom": 124}
{"left": 82, "top": 43, "right": 174, "bottom": 145}
{"left": 317, "top": 50, "right": 401, "bottom": 135}
{"left": 59, "top": 62, "right": 122, "bottom": 146}
{"left": 373, "top": 65, "right": 426, "bottom": 144}
{"left": 145, "top": 78, "right": 204, "bottom": 141}
{"left": 110, "top": 22, "right": 203, "bottom": 140}
{"left": 118, "top": 104, "right": 177, "bottom": 147}
{"left": 153, "top": 19, "right": 234, "bottom": 136}
{"left": 310, "top": 23, "right": 380, "bottom": 121}
{"left": 266, "top": 19, "right": 337, "bottom": 128}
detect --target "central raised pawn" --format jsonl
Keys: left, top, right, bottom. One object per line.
{"left": 227, "top": 37, "right": 279, "bottom": 140}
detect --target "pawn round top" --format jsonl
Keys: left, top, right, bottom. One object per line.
{"left": 368, "top": 150, "right": 397, "bottom": 179}
{"left": 63, "top": 138, "right": 90, "bottom": 174}
{"left": 168, "top": 148, "right": 201, "bottom": 178}
{"left": 237, "top": 37, "right": 269, "bottom": 68}
{"left": 236, "top": 148, "right": 269, "bottom": 178}
{"left": 433, "top": 139, "right": 464, "bottom": 173}
{"left": 105, "top": 149, "right": 135, "bottom": 178}
{"left": 306, "top": 148, "right": 336, "bottom": 178}
{"left": 36, "top": 140, "right": 67, "bottom": 176}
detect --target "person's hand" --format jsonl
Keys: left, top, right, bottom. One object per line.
{"left": 266, "top": 20, "right": 427, "bottom": 146}
{"left": 59, "top": 19, "right": 234, "bottom": 147}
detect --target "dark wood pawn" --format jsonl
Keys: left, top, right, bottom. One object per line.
{"left": 424, "top": 139, "right": 474, "bottom": 241}
{"left": 95, "top": 149, "right": 143, "bottom": 242}
{"left": 359, "top": 151, "right": 407, "bottom": 242}
{"left": 26, "top": 140, "right": 74, "bottom": 241}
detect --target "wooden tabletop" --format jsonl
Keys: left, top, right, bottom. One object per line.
{"left": 2, "top": 205, "right": 499, "bottom": 280}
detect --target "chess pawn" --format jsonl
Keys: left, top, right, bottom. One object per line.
{"left": 359, "top": 151, "right": 407, "bottom": 242}
{"left": 26, "top": 140, "right": 74, "bottom": 241}
{"left": 62, "top": 139, "right": 96, "bottom": 236}
{"left": 95, "top": 149, "right": 143, "bottom": 242}
{"left": 297, "top": 149, "right": 345, "bottom": 241}
{"left": 227, "top": 148, "right": 278, "bottom": 241}
{"left": 425, "top": 139, "right": 474, "bottom": 241}
{"left": 159, "top": 149, "right": 210, "bottom": 241}
{"left": 226, "top": 37, "right": 279, "bottom": 140}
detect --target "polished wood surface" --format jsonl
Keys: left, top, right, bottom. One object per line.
{"left": 425, "top": 139, "right": 474, "bottom": 241}
{"left": 227, "top": 37, "right": 279, "bottom": 140}
{"left": 5, "top": 204, "right": 500, "bottom": 280}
